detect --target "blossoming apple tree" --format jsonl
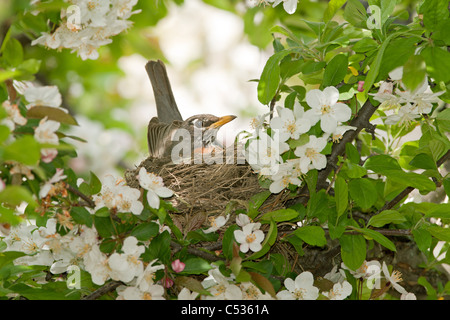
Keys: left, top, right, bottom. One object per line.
{"left": 0, "top": 0, "right": 449, "bottom": 300}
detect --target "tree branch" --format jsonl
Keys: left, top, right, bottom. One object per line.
{"left": 290, "top": 99, "right": 378, "bottom": 206}
{"left": 67, "top": 184, "right": 96, "bottom": 208}
{"left": 82, "top": 281, "right": 122, "bottom": 300}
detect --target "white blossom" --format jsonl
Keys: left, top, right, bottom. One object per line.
{"left": 234, "top": 223, "right": 265, "bottom": 253}
{"left": 246, "top": 131, "right": 289, "bottom": 176}
{"left": 382, "top": 262, "right": 407, "bottom": 295}
{"left": 276, "top": 271, "right": 319, "bottom": 300}
{"left": 270, "top": 103, "right": 311, "bottom": 142}
{"left": 94, "top": 175, "right": 143, "bottom": 215}
{"left": 108, "top": 236, "right": 145, "bottom": 283}
{"left": 294, "top": 135, "right": 328, "bottom": 173}
{"left": 305, "top": 86, "right": 352, "bottom": 134}
{"left": 117, "top": 284, "right": 165, "bottom": 300}
{"left": 268, "top": 0, "right": 298, "bottom": 14}
{"left": 137, "top": 167, "right": 173, "bottom": 209}
{"left": 24, "top": 85, "right": 63, "bottom": 110}
{"left": 322, "top": 281, "right": 353, "bottom": 300}
{"left": 204, "top": 214, "right": 230, "bottom": 234}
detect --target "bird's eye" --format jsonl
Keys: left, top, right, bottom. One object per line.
{"left": 194, "top": 120, "right": 203, "bottom": 128}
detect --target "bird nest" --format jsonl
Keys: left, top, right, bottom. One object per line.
{"left": 124, "top": 150, "right": 289, "bottom": 216}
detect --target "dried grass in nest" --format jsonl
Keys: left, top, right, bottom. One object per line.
{"left": 124, "top": 152, "right": 289, "bottom": 216}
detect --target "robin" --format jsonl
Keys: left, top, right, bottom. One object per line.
{"left": 145, "top": 60, "right": 236, "bottom": 159}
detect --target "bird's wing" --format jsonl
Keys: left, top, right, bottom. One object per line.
{"left": 147, "top": 117, "right": 184, "bottom": 158}
{"left": 145, "top": 60, "right": 183, "bottom": 123}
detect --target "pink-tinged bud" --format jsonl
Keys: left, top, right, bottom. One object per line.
{"left": 163, "top": 277, "right": 174, "bottom": 288}
{"left": 357, "top": 81, "right": 365, "bottom": 92}
{"left": 171, "top": 259, "right": 186, "bottom": 273}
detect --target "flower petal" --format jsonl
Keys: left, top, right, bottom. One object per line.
{"left": 146, "top": 190, "right": 160, "bottom": 209}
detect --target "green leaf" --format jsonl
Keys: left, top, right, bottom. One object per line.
{"left": 339, "top": 234, "right": 366, "bottom": 270}
{"left": 27, "top": 106, "right": 79, "bottom": 126}
{"left": 180, "top": 258, "right": 212, "bottom": 275}
{"left": 260, "top": 208, "right": 299, "bottom": 223}
{"left": 420, "top": 0, "right": 450, "bottom": 32}
{"left": 335, "top": 176, "right": 348, "bottom": 218}
{"left": 324, "top": 0, "right": 347, "bottom": 22}
{"left": 421, "top": 46, "right": 450, "bottom": 83}
{"left": 426, "top": 225, "right": 450, "bottom": 242}
{"left": 0, "top": 186, "right": 37, "bottom": 209}
{"left": 3, "top": 135, "right": 40, "bottom": 166}
{"left": 307, "top": 189, "right": 332, "bottom": 222}
{"left": 425, "top": 204, "right": 450, "bottom": 219}
{"left": 418, "top": 276, "right": 438, "bottom": 300}
{"left": 248, "top": 190, "right": 271, "bottom": 219}
{"left": 345, "top": 142, "right": 360, "bottom": 164}
{"left": 343, "top": 0, "right": 367, "bottom": 28}
{"left": 0, "top": 205, "right": 22, "bottom": 225}
{"left": 94, "top": 215, "right": 115, "bottom": 238}
{"left": 131, "top": 222, "right": 159, "bottom": 241}
{"left": 444, "top": 177, "right": 450, "bottom": 197}
{"left": 323, "top": 54, "right": 348, "bottom": 87}
{"left": 364, "top": 154, "right": 402, "bottom": 174}
{"left": 402, "top": 55, "right": 426, "bottom": 92}
{"left": 348, "top": 178, "right": 378, "bottom": 210}
{"left": 355, "top": 227, "right": 396, "bottom": 251}
{"left": 367, "top": 210, "right": 406, "bottom": 228}
{"left": 70, "top": 206, "right": 93, "bottom": 227}
{"left": 257, "top": 49, "right": 295, "bottom": 105}
{"left": 436, "top": 108, "right": 450, "bottom": 133}
{"left": 412, "top": 228, "right": 432, "bottom": 253}
{"left": 222, "top": 224, "right": 239, "bottom": 260}
{"left": 383, "top": 170, "right": 436, "bottom": 193}
{"left": 363, "top": 32, "right": 402, "bottom": 92}
{"left": 353, "top": 38, "right": 379, "bottom": 53}
{"left": 379, "top": 37, "right": 418, "bottom": 79}
{"left": 304, "top": 169, "right": 318, "bottom": 196}
{"left": 292, "top": 226, "right": 327, "bottom": 247}
{"left": 144, "top": 230, "right": 171, "bottom": 264}
{"left": 3, "top": 38, "right": 23, "bottom": 67}
{"left": 409, "top": 153, "right": 437, "bottom": 170}
{"left": 432, "top": 19, "right": 450, "bottom": 45}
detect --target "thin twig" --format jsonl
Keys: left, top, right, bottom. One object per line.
{"left": 66, "top": 184, "right": 96, "bottom": 208}
{"left": 82, "top": 281, "right": 122, "bottom": 300}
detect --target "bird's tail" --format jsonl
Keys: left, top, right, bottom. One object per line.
{"left": 145, "top": 60, "right": 183, "bottom": 123}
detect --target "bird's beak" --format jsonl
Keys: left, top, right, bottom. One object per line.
{"left": 209, "top": 115, "right": 237, "bottom": 129}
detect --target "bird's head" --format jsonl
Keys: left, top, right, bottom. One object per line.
{"left": 185, "top": 114, "right": 236, "bottom": 146}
